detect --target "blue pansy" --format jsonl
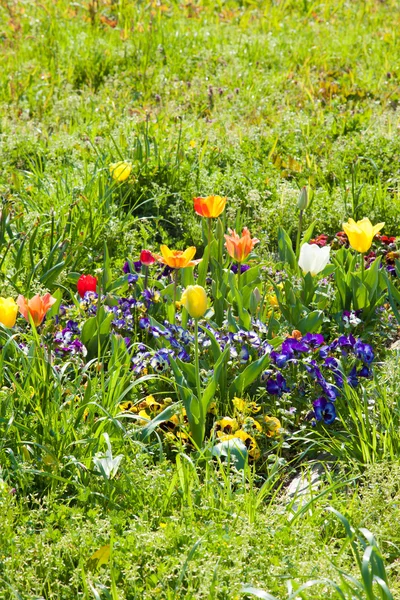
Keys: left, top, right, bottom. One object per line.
{"left": 313, "top": 397, "right": 336, "bottom": 424}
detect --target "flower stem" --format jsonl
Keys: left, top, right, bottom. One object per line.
{"left": 144, "top": 265, "right": 149, "bottom": 290}
{"left": 360, "top": 252, "right": 365, "bottom": 282}
{"left": 173, "top": 269, "right": 178, "bottom": 320}
{"left": 296, "top": 209, "right": 303, "bottom": 258}
{"left": 194, "top": 319, "right": 202, "bottom": 403}
{"left": 237, "top": 262, "right": 241, "bottom": 289}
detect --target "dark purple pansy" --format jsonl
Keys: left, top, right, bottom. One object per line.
{"left": 266, "top": 373, "right": 289, "bottom": 396}
{"left": 231, "top": 264, "right": 250, "bottom": 274}
{"left": 354, "top": 340, "right": 374, "bottom": 364}
{"left": 313, "top": 397, "right": 336, "bottom": 424}
{"left": 302, "top": 333, "right": 324, "bottom": 348}
{"left": 347, "top": 366, "right": 358, "bottom": 387}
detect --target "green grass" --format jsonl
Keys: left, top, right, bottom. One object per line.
{"left": 1, "top": 0, "right": 400, "bottom": 598}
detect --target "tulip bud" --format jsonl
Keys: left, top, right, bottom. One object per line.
{"left": 297, "top": 186, "right": 309, "bottom": 211}
{"left": 250, "top": 287, "right": 261, "bottom": 314}
{"left": 109, "top": 161, "right": 132, "bottom": 182}
{"left": 216, "top": 218, "right": 225, "bottom": 241}
{"left": 181, "top": 285, "right": 208, "bottom": 319}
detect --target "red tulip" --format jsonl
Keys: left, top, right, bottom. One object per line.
{"left": 77, "top": 274, "right": 97, "bottom": 298}
{"left": 140, "top": 250, "right": 155, "bottom": 266}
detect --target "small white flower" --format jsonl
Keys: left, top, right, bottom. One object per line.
{"left": 298, "top": 243, "right": 331, "bottom": 276}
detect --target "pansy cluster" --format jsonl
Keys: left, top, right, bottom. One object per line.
{"left": 261, "top": 333, "right": 374, "bottom": 425}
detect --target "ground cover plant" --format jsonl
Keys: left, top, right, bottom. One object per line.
{"left": 1, "top": 0, "right": 400, "bottom": 598}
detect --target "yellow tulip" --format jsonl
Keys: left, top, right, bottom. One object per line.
{"left": 342, "top": 218, "right": 385, "bottom": 253}
{"left": 109, "top": 161, "right": 132, "bottom": 182}
{"left": 157, "top": 245, "right": 201, "bottom": 269}
{"left": 181, "top": 285, "right": 207, "bottom": 319}
{"left": 0, "top": 297, "right": 18, "bottom": 328}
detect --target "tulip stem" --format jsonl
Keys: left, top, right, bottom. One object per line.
{"left": 237, "top": 262, "right": 241, "bottom": 289}
{"left": 144, "top": 265, "right": 149, "bottom": 290}
{"left": 296, "top": 209, "right": 304, "bottom": 259}
{"left": 173, "top": 269, "right": 178, "bottom": 320}
{"left": 194, "top": 319, "right": 202, "bottom": 403}
{"left": 360, "top": 252, "right": 365, "bottom": 282}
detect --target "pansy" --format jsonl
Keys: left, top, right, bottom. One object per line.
{"left": 266, "top": 373, "right": 289, "bottom": 396}
{"left": 354, "top": 340, "right": 374, "bottom": 364}
{"left": 313, "top": 397, "right": 336, "bottom": 425}
{"left": 264, "top": 416, "right": 283, "bottom": 438}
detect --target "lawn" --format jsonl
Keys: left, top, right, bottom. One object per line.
{"left": 1, "top": 0, "right": 400, "bottom": 598}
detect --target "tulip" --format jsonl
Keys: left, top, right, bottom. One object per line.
{"left": 181, "top": 285, "right": 208, "bottom": 319}
{"left": 109, "top": 161, "right": 132, "bottom": 182}
{"left": 224, "top": 227, "right": 259, "bottom": 263}
{"left": 156, "top": 245, "right": 201, "bottom": 269}
{"left": 0, "top": 297, "right": 18, "bottom": 328}
{"left": 193, "top": 195, "right": 227, "bottom": 219}
{"left": 342, "top": 218, "right": 385, "bottom": 254}
{"left": 139, "top": 250, "right": 155, "bottom": 289}
{"left": 140, "top": 249, "right": 155, "bottom": 266}
{"left": 298, "top": 243, "right": 331, "bottom": 276}
{"left": 77, "top": 274, "right": 98, "bottom": 298}
{"left": 17, "top": 293, "right": 56, "bottom": 327}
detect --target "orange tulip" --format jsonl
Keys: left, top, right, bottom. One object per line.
{"left": 193, "top": 195, "right": 227, "bottom": 219}
{"left": 156, "top": 245, "right": 201, "bottom": 269}
{"left": 17, "top": 293, "right": 57, "bottom": 326}
{"left": 224, "top": 227, "right": 259, "bottom": 263}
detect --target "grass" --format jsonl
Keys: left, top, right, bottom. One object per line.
{"left": 1, "top": 0, "right": 400, "bottom": 598}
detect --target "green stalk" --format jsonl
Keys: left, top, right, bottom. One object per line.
{"left": 295, "top": 209, "right": 303, "bottom": 258}
{"left": 360, "top": 252, "right": 365, "bottom": 282}
{"left": 173, "top": 269, "right": 178, "bottom": 320}
{"left": 194, "top": 319, "right": 202, "bottom": 403}
{"left": 194, "top": 318, "right": 203, "bottom": 447}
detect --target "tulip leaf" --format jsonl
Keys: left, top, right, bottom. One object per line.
{"left": 229, "top": 351, "right": 271, "bottom": 398}
{"left": 296, "top": 310, "right": 324, "bottom": 334}
{"left": 278, "top": 227, "right": 297, "bottom": 271}
{"left": 137, "top": 402, "right": 181, "bottom": 442}
{"left": 300, "top": 220, "right": 316, "bottom": 245}
{"left": 102, "top": 242, "right": 113, "bottom": 292}
{"left": 212, "top": 439, "right": 248, "bottom": 470}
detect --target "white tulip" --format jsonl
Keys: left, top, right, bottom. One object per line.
{"left": 298, "top": 243, "right": 330, "bottom": 276}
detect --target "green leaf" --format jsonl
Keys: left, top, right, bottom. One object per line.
{"left": 278, "top": 227, "right": 297, "bottom": 271}
{"left": 229, "top": 351, "right": 270, "bottom": 398}
{"left": 296, "top": 310, "right": 324, "bottom": 334}
{"left": 138, "top": 402, "right": 180, "bottom": 442}
{"left": 102, "top": 242, "right": 112, "bottom": 292}
{"left": 212, "top": 439, "right": 248, "bottom": 470}
{"left": 300, "top": 220, "right": 316, "bottom": 245}
{"left": 87, "top": 545, "right": 110, "bottom": 571}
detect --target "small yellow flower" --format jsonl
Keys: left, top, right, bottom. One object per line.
{"left": 138, "top": 409, "right": 151, "bottom": 424}
{"left": 119, "top": 400, "right": 136, "bottom": 412}
{"left": 218, "top": 430, "right": 260, "bottom": 460}
{"left": 264, "top": 416, "right": 283, "bottom": 438}
{"left": 232, "top": 397, "right": 246, "bottom": 412}
{"left": 189, "top": 140, "right": 197, "bottom": 148}
{"left": 109, "top": 161, "right": 132, "bottom": 182}
{"left": 242, "top": 416, "right": 262, "bottom": 433}
{"left": 214, "top": 417, "right": 239, "bottom": 434}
